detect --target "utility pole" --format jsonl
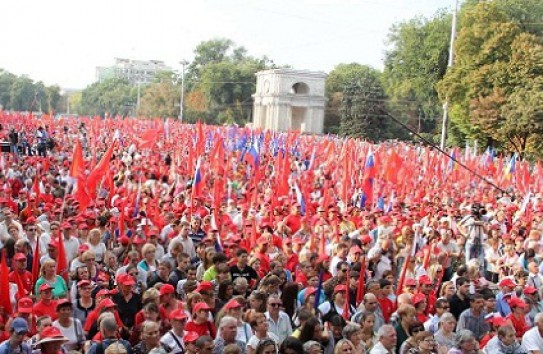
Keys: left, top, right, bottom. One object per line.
{"left": 179, "top": 59, "right": 189, "bottom": 122}
{"left": 440, "top": 0, "right": 459, "bottom": 150}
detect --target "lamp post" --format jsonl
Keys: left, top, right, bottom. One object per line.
{"left": 179, "top": 59, "right": 189, "bottom": 122}
{"left": 440, "top": 0, "right": 459, "bottom": 150}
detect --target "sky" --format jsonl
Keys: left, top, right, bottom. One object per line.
{"left": 0, "top": 0, "right": 454, "bottom": 90}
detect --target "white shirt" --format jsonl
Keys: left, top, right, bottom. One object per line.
{"left": 265, "top": 311, "right": 292, "bottom": 345}
{"left": 523, "top": 327, "right": 543, "bottom": 353}
{"left": 53, "top": 318, "right": 83, "bottom": 351}
{"left": 247, "top": 332, "right": 280, "bottom": 351}
{"left": 160, "top": 330, "right": 185, "bottom": 354}
{"left": 370, "top": 341, "right": 393, "bottom": 354}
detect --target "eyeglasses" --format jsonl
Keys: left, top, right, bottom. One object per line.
{"left": 340, "top": 269, "right": 349, "bottom": 272}
{"left": 269, "top": 303, "right": 282, "bottom": 308}
{"left": 423, "top": 339, "right": 436, "bottom": 343}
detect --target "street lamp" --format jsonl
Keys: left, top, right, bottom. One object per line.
{"left": 179, "top": 59, "right": 189, "bottom": 122}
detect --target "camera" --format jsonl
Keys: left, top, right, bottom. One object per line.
{"left": 471, "top": 203, "right": 487, "bottom": 220}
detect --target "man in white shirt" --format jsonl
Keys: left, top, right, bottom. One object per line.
{"left": 160, "top": 309, "right": 187, "bottom": 354}
{"left": 370, "top": 325, "right": 397, "bottom": 354}
{"left": 265, "top": 295, "right": 292, "bottom": 345}
{"left": 170, "top": 221, "right": 196, "bottom": 259}
{"left": 523, "top": 313, "right": 543, "bottom": 354}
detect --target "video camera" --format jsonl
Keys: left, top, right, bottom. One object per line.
{"left": 471, "top": 203, "right": 487, "bottom": 220}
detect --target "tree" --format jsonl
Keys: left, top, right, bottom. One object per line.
{"left": 437, "top": 1, "right": 543, "bottom": 155}
{"left": 80, "top": 78, "right": 135, "bottom": 117}
{"left": 340, "top": 66, "right": 390, "bottom": 141}
{"left": 382, "top": 11, "right": 452, "bottom": 138}
{"left": 0, "top": 70, "right": 16, "bottom": 110}
{"left": 9, "top": 76, "right": 36, "bottom": 111}
{"left": 138, "top": 82, "right": 179, "bottom": 118}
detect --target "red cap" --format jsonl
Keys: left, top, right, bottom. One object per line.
{"left": 196, "top": 281, "right": 214, "bottom": 293}
{"left": 77, "top": 280, "right": 91, "bottom": 288}
{"left": 524, "top": 286, "right": 538, "bottom": 295}
{"left": 508, "top": 297, "right": 528, "bottom": 309}
{"left": 418, "top": 275, "right": 433, "bottom": 285}
{"left": 498, "top": 278, "right": 517, "bottom": 288}
{"left": 98, "top": 298, "right": 117, "bottom": 309}
{"left": 18, "top": 297, "right": 33, "bottom": 313}
{"left": 96, "top": 289, "right": 111, "bottom": 297}
{"left": 61, "top": 222, "right": 72, "bottom": 230}
{"left": 159, "top": 284, "right": 175, "bottom": 296}
{"left": 412, "top": 293, "right": 427, "bottom": 305}
{"left": 334, "top": 285, "right": 348, "bottom": 293}
{"left": 405, "top": 278, "right": 417, "bottom": 287}
{"left": 224, "top": 299, "right": 242, "bottom": 310}
{"left": 304, "top": 287, "right": 318, "bottom": 300}
{"left": 78, "top": 244, "right": 90, "bottom": 253}
{"left": 117, "top": 273, "right": 136, "bottom": 286}
{"left": 360, "top": 235, "right": 373, "bottom": 244}
{"left": 169, "top": 309, "right": 188, "bottom": 321}
{"left": 13, "top": 253, "right": 26, "bottom": 262}
{"left": 39, "top": 283, "right": 54, "bottom": 292}
{"left": 256, "top": 236, "right": 269, "bottom": 245}
{"left": 192, "top": 302, "right": 212, "bottom": 314}
{"left": 184, "top": 331, "right": 200, "bottom": 343}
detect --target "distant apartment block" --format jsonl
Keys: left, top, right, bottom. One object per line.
{"left": 96, "top": 58, "right": 172, "bottom": 85}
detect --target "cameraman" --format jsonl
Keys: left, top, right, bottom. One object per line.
{"left": 458, "top": 204, "right": 489, "bottom": 272}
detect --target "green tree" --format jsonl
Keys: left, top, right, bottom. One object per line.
{"left": 437, "top": 1, "right": 543, "bottom": 154}
{"left": 340, "top": 66, "right": 389, "bottom": 141}
{"left": 80, "top": 78, "right": 135, "bottom": 117}
{"left": 0, "top": 70, "right": 17, "bottom": 110}
{"left": 382, "top": 10, "right": 452, "bottom": 138}
{"left": 9, "top": 76, "right": 36, "bottom": 111}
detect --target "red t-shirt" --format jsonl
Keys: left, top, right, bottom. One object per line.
{"left": 185, "top": 320, "right": 217, "bottom": 338}
{"left": 377, "top": 296, "right": 395, "bottom": 323}
{"left": 284, "top": 214, "right": 302, "bottom": 234}
{"left": 9, "top": 270, "right": 33, "bottom": 295}
{"left": 34, "top": 300, "right": 58, "bottom": 320}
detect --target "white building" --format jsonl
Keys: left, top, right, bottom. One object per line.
{"left": 96, "top": 58, "right": 172, "bottom": 85}
{"left": 252, "top": 69, "right": 326, "bottom": 134}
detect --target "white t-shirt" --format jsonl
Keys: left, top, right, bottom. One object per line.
{"left": 53, "top": 318, "right": 83, "bottom": 351}
{"left": 87, "top": 242, "right": 107, "bottom": 263}
{"left": 247, "top": 333, "right": 280, "bottom": 351}
{"left": 522, "top": 327, "right": 543, "bottom": 353}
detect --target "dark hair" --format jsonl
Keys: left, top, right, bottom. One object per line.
{"left": 212, "top": 253, "right": 228, "bottom": 264}
{"left": 456, "top": 276, "right": 469, "bottom": 287}
{"left": 217, "top": 280, "right": 234, "bottom": 302}
{"left": 281, "top": 282, "right": 299, "bottom": 318}
{"left": 299, "top": 317, "right": 321, "bottom": 343}
{"left": 279, "top": 337, "right": 304, "bottom": 354}
{"left": 408, "top": 321, "right": 424, "bottom": 336}
{"left": 329, "top": 314, "right": 347, "bottom": 328}
{"left": 379, "top": 279, "right": 392, "bottom": 288}
{"left": 435, "top": 298, "right": 449, "bottom": 309}
{"left": 469, "top": 294, "right": 484, "bottom": 303}
{"left": 236, "top": 249, "right": 248, "bottom": 257}
{"left": 256, "top": 338, "right": 278, "bottom": 354}
{"left": 336, "top": 261, "right": 348, "bottom": 270}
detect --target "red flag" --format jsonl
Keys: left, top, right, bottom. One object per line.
{"left": 356, "top": 256, "right": 366, "bottom": 305}
{"left": 31, "top": 233, "right": 41, "bottom": 291}
{"left": 70, "top": 140, "right": 85, "bottom": 179}
{"left": 139, "top": 128, "right": 162, "bottom": 149}
{"left": 32, "top": 174, "right": 41, "bottom": 202}
{"left": 0, "top": 250, "right": 12, "bottom": 315}
{"left": 56, "top": 232, "right": 68, "bottom": 283}
{"left": 86, "top": 140, "right": 116, "bottom": 197}
{"left": 74, "top": 176, "right": 91, "bottom": 212}
{"left": 397, "top": 255, "right": 410, "bottom": 296}
{"left": 342, "top": 268, "right": 351, "bottom": 321}
{"left": 195, "top": 121, "right": 205, "bottom": 157}
{"left": 119, "top": 199, "right": 126, "bottom": 239}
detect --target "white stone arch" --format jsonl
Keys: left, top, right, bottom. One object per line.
{"left": 252, "top": 69, "right": 326, "bottom": 134}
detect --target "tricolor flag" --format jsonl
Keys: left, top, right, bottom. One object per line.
{"left": 504, "top": 153, "right": 517, "bottom": 180}
{"left": 192, "top": 158, "right": 203, "bottom": 198}
{"left": 294, "top": 182, "right": 306, "bottom": 216}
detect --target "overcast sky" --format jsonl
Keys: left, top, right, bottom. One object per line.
{"left": 0, "top": 0, "right": 453, "bottom": 89}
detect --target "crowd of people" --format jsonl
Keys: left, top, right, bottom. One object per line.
{"left": 0, "top": 112, "right": 540, "bottom": 354}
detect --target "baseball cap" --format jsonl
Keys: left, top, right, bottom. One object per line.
{"left": 169, "top": 309, "right": 188, "bottom": 321}
{"left": 117, "top": 273, "right": 136, "bottom": 286}
{"left": 498, "top": 278, "right": 517, "bottom": 288}
{"left": 334, "top": 285, "right": 348, "bottom": 293}
{"left": 18, "top": 297, "right": 33, "bottom": 314}
{"left": 192, "top": 302, "right": 212, "bottom": 314}
{"left": 196, "top": 281, "right": 214, "bottom": 293}
{"left": 184, "top": 331, "right": 200, "bottom": 343}
{"left": 159, "top": 284, "right": 175, "bottom": 296}
{"left": 39, "top": 283, "right": 54, "bottom": 292}
{"left": 224, "top": 299, "right": 242, "bottom": 311}
{"left": 11, "top": 317, "right": 29, "bottom": 334}
{"left": 13, "top": 253, "right": 26, "bottom": 262}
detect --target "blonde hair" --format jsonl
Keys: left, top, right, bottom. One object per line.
{"left": 82, "top": 250, "right": 96, "bottom": 262}
{"left": 88, "top": 228, "right": 101, "bottom": 244}
{"left": 105, "top": 343, "right": 128, "bottom": 354}
{"left": 142, "top": 288, "right": 160, "bottom": 305}
{"left": 142, "top": 243, "right": 156, "bottom": 257}
{"left": 40, "top": 258, "right": 56, "bottom": 277}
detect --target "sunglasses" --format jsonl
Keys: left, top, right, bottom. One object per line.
{"left": 269, "top": 303, "right": 282, "bottom": 308}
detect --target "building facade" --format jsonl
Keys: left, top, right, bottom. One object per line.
{"left": 96, "top": 58, "right": 172, "bottom": 85}
{"left": 252, "top": 69, "right": 326, "bottom": 134}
